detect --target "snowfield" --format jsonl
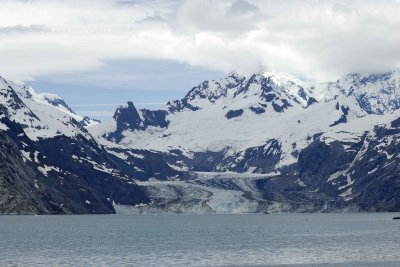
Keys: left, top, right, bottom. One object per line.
{"left": 89, "top": 70, "right": 400, "bottom": 170}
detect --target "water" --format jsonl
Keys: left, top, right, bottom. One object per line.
{"left": 1, "top": 213, "right": 400, "bottom": 266}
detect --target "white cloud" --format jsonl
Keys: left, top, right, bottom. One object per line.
{"left": 0, "top": 25, "right": 49, "bottom": 34}
{"left": 1, "top": 0, "right": 400, "bottom": 83}
{"left": 229, "top": 0, "right": 259, "bottom": 16}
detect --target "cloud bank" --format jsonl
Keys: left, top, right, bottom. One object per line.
{"left": 1, "top": 0, "right": 400, "bottom": 82}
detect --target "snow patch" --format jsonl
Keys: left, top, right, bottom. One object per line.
{"left": 37, "top": 165, "right": 61, "bottom": 176}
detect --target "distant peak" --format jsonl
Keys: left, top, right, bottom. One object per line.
{"left": 227, "top": 71, "right": 241, "bottom": 78}
{"left": 113, "top": 101, "right": 139, "bottom": 120}
{"left": 126, "top": 101, "right": 135, "bottom": 107}
{"left": 263, "top": 71, "right": 309, "bottom": 86}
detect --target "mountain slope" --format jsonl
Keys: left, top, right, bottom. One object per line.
{"left": 89, "top": 69, "right": 400, "bottom": 213}
{"left": 0, "top": 77, "right": 149, "bottom": 214}
{"left": 0, "top": 127, "right": 62, "bottom": 215}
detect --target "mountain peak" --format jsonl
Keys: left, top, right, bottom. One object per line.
{"left": 113, "top": 101, "right": 140, "bottom": 120}
{"left": 106, "top": 101, "right": 168, "bottom": 142}
{"left": 112, "top": 101, "right": 142, "bottom": 135}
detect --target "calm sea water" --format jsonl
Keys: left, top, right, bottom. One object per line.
{"left": 0, "top": 213, "right": 400, "bottom": 266}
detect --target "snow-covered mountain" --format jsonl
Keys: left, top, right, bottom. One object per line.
{"left": 90, "top": 70, "right": 400, "bottom": 171}
{"left": 0, "top": 76, "right": 150, "bottom": 214}
{"left": 2, "top": 69, "right": 400, "bottom": 214}
{"left": 7, "top": 80, "right": 100, "bottom": 127}
{"left": 89, "top": 69, "right": 400, "bottom": 213}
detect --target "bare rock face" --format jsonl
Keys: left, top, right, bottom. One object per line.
{"left": 0, "top": 131, "right": 60, "bottom": 214}
{"left": 106, "top": 101, "right": 169, "bottom": 143}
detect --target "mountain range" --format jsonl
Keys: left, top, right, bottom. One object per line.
{"left": 1, "top": 70, "right": 400, "bottom": 214}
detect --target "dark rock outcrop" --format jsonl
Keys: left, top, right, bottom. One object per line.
{"left": 108, "top": 101, "right": 169, "bottom": 142}
{"left": 225, "top": 109, "right": 244, "bottom": 119}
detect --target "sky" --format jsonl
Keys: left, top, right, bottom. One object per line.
{"left": 1, "top": 0, "right": 400, "bottom": 120}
